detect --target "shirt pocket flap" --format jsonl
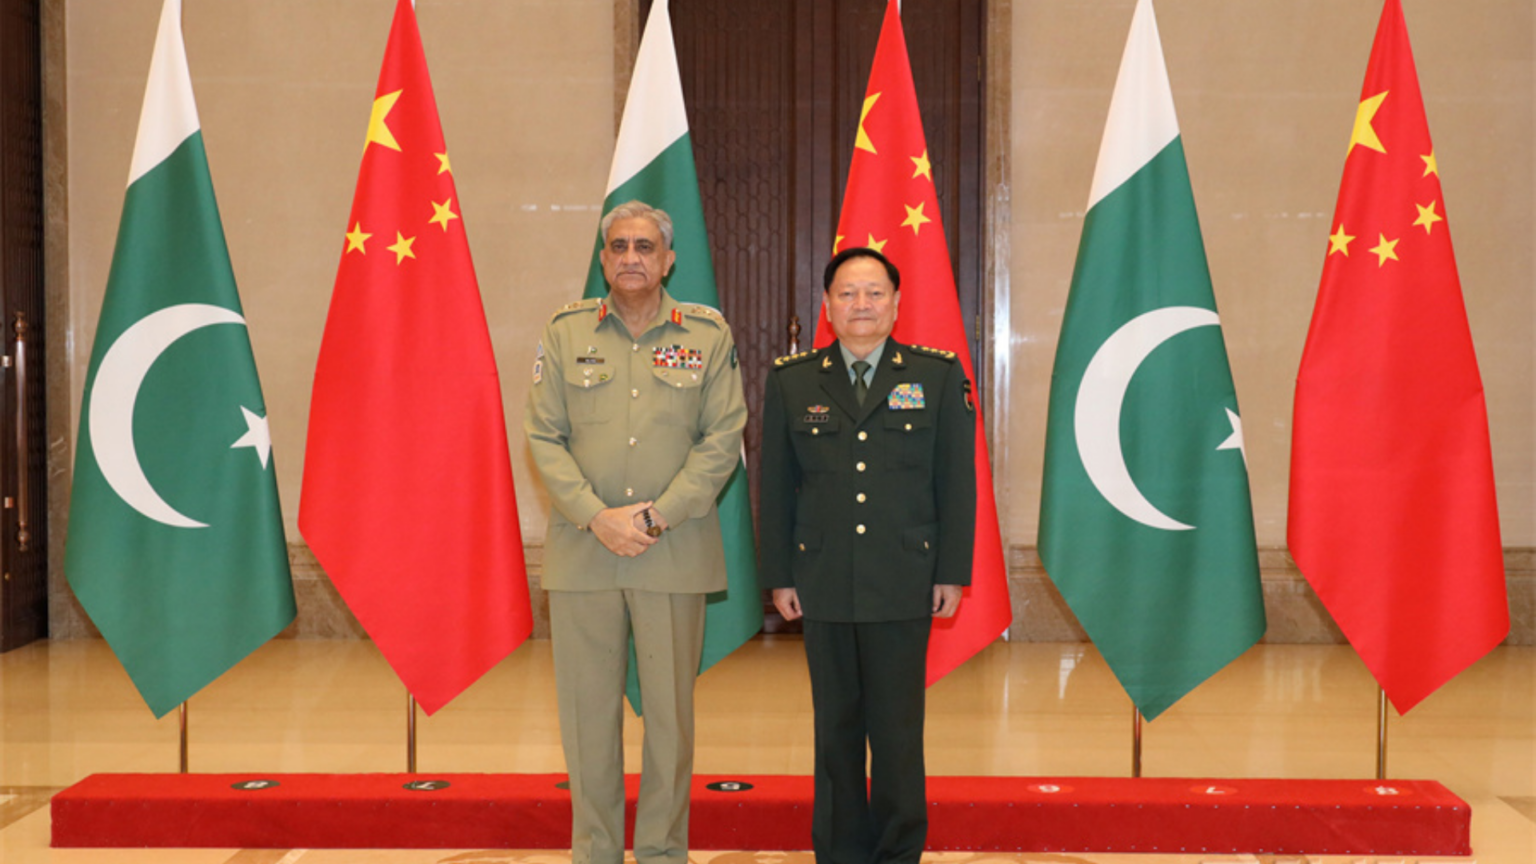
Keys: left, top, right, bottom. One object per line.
{"left": 651, "top": 365, "right": 706, "bottom": 389}
{"left": 901, "top": 523, "right": 938, "bottom": 553}
{"left": 564, "top": 365, "right": 615, "bottom": 390}
{"left": 883, "top": 410, "right": 933, "bottom": 432}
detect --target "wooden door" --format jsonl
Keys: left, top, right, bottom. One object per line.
{"left": 648, "top": 0, "right": 985, "bottom": 511}
{"left": 0, "top": 0, "right": 46, "bottom": 651}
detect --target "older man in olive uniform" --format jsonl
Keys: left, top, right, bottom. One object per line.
{"left": 525, "top": 201, "right": 746, "bottom": 864}
{"left": 759, "top": 247, "right": 975, "bottom": 864}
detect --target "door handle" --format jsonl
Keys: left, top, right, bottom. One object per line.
{"left": 14, "top": 312, "right": 29, "bottom": 552}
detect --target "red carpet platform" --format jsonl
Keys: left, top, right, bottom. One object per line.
{"left": 51, "top": 773, "right": 1470, "bottom": 855}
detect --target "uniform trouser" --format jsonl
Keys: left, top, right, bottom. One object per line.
{"left": 549, "top": 589, "right": 707, "bottom": 864}
{"left": 802, "top": 617, "right": 932, "bottom": 864}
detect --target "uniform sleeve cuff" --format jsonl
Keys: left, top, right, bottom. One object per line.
{"left": 570, "top": 499, "right": 606, "bottom": 530}
{"left": 650, "top": 498, "right": 678, "bottom": 530}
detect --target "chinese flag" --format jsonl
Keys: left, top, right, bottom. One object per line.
{"left": 300, "top": 0, "right": 531, "bottom": 715}
{"left": 1289, "top": 0, "right": 1507, "bottom": 714}
{"left": 817, "top": 0, "right": 1011, "bottom": 685}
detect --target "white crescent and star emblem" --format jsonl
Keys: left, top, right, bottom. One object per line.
{"left": 88, "top": 303, "right": 270, "bottom": 529}
{"left": 1074, "top": 305, "right": 1244, "bottom": 532}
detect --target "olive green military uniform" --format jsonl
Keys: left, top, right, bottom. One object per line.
{"left": 525, "top": 289, "right": 746, "bottom": 864}
{"left": 758, "top": 340, "right": 975, "bottom": 864}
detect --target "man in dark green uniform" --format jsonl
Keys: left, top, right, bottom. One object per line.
{"left": 758, "top": 247, "right": 975, "bottom": 864}
{"left": 526, "top": 201, "right": 746, "bottom": 864}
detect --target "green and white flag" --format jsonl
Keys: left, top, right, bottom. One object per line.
{"left": 1038, "top": 0, "right": 1264, "bottom": 721}
{"left": 64, "top": 0, "right": 294, "bottom": 718}
{"left": 585, "top": 0, "right": 760, "bottom": 712}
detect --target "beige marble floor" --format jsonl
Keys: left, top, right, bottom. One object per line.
{"left": 0, "top": 637, "right": 1530, "bottom": 864}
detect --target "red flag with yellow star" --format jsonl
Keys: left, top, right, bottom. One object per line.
{"left": 300, "top": 0, "right": 531, "bottom": 714}
{"left": 816, "top": 0, "right": 1010, "bottom": 685}
{"left": 1289, "top": 0, "right": 1507, "bottom": 714}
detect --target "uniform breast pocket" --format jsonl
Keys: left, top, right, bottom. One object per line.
{"left": 651, "top": 365, "right": 705, "bottom": 427}
{"left": 790, "top": 414, "right": 841, "bottom": 472}
{"left": 564, "top": 366, "right": 615, "bottom": 424}
{"left": 883, "top": 409, "right": 934, "bottom": 466}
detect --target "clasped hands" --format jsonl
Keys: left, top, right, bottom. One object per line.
{"left": 589, "top": 501, "right": 669, "bottom": 558}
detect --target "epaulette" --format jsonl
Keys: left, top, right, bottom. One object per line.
{"left": 910, "top": 344, "right": 958, "bottom": 361}
{"left": 550, "top": 297, "right": 602, "bottom": 321}
{"left": 680, "top": 303, "right": 727, "bottom": 328}
{"left": 773, "top": 348, "right": 819, "bottom": 368}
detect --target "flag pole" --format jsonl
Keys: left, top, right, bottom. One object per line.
{"left": 1131, "top": 705, "right": 1143, "bottom": 778}
{"left": 178, "top": 701, "right": 188, "bottom": 773}
{"left": 406, "top": 692, "right": 418, "bottom": 773}
{"left": 1376, "top": 687, "right": 1389, "bottom": 780}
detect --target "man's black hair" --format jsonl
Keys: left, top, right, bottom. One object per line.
{"left": 823, "top": 246, "right": 901, "bottom": 291}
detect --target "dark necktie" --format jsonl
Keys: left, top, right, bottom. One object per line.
{"left": 852, "top": 360, "right": 871, "bottom": 405}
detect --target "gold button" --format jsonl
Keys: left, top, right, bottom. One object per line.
{"left": 856, "top": 462, "right": 866, "bottom": 472}
{"left": 904, "top": 423, "right": 912, "bottom": 431}
{"left": 798, "top": 543, "right": 806, "bottom": 551}
{"left": 924, "top": 541, "right": 931, "bottom": 549}
{"left": 625, "top": 488, "right": 634, "bottom": 497}
{"left": 811, "top": 428, "right": 819, "bottom": 436}
{"left": 629, "top": 437, "right": 638, "bottom": 447}
{"left": 856, "top": 524, "right": 866, "bottom": 535}
{"left": 858, "top": 431, "right": 868, "bottom": 441}
{"left": 856, "top": 493, "right": 866, "bottom": 503}
{"left": 631, "top": 389, "right": 640, "bottom": 398}
{"left": 583, "top": 380, "right": 592, "bottom": 388}
{"left": 633, "top": 343, "right": 640, "bottom": 352}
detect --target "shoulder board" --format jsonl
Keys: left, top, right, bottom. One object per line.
{"left": 680, "top": 304, "right": 727, "bottom": 327}
{"left": 550, "top": 297, "right": 602, "bottom": 321}
{"left": 910, "top": 344, "right": 958, "bottom": 361}
{"left": 773, "top": 349, "right": 819, "bottom": 368}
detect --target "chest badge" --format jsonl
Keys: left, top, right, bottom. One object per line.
{"left": 888, "top": 383, "right": 925, "bottom": 410}
{"left": 654, "top": 345, "right": 705, "bottom": 369}
{"left": 803, "top": 404, "right": 831, "bottom": 423}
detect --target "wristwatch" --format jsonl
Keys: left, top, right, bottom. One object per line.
{"left": 642, "top": 508, "right": 664, "bottom": 538}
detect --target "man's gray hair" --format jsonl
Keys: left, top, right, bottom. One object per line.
{"left": 600, "top": 200, "right": 675, "bottom": 250}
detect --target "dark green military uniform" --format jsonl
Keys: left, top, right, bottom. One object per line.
{"left": 758, "top": 339, "right": 975, "bottom": 864}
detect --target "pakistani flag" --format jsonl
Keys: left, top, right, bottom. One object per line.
{"left": 64, "top": 0, "right": 294, "bottom": 719}
{"left": 585, "top": 0, "right": 761, "bottom": 712}
{"left": 1038, "top": 0, "right": 1264, "bottom": 721}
